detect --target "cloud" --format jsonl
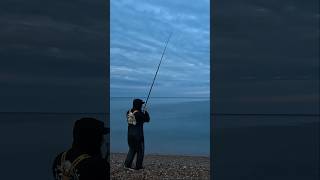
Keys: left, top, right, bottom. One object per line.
{"left": 213, "top": 0, "right": 319, "bottom": 80}
{"left": 0, "top": 0, "right": 107, "bottom": 112}
{"left": 110, "top": 0, "right": 210, "bottom": 97}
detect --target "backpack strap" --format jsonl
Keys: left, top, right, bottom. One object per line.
{"left": 59, "top": 150, "right": 91, "bottom": 178}
{"left": 71, "top": 154, "right": 91, "bottom": 169}
{"left": 61, "top": 151, "right": 67, "bottom": 167}
{"left": 127, "top": 110, "right": 139, "bottom": 125}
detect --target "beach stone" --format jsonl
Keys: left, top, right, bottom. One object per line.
{"left": 111, "top": 153, "right": 209, "bottom": 180}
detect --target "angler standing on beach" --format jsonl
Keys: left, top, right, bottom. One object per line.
{"left": 124, "top": 98, "right": 150, "bottom": 170}
{"left": 124, "top": 33, "right": 171, "bottom": 171}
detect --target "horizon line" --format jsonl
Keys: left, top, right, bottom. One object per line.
{"left": 110, "top": 96, "right": 210, "bottom": 98}
{"left": 0, "top": 112, "right": 319, "bottom": 117}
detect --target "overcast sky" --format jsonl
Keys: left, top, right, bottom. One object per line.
{"left": 213, "top": 0, "right": 319, "bottom": 114}
{"left": 110, "top": 0, "right": 210, "bottom": 98}
{"left": 0, "top": 0, "right": 318, "bottom": 113}
{"left": 0, "top": 0, "right": 107, "bottom": 112}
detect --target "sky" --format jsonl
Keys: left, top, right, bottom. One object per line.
{"left": 0, "top": 0, "right": 318, "bottom": 113}
{"left": 110, "top": 0, "right": 210, "bottom": 98}
{"left": 213, "top": 0, "right": 319, "bottom": 114}
{"left": 0, "top": 0, "right": 107, "bottom": 112}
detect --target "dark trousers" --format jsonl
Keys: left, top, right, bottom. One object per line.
{"left": 124, "top": 135, "right": 144, "bottom": 169}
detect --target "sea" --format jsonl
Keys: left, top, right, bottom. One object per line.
{"left": 1, "top": 99, "right": 319, "bottom": 180}
{"left": 110, "top": 97, "right": 210, "bottom": 156}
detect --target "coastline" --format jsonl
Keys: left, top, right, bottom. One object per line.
{"left": 110, "top": 153, "right": 210, "bottom": 180}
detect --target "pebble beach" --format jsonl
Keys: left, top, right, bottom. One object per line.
{"left": 110, "top": 153, "right": 210, "bottom": 180}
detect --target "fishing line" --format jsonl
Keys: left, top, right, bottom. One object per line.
{"left": 143, "top": 32, "right": 173, "bottom": 112}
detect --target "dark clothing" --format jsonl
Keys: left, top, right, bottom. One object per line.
{"left": 72, "top": 118, "right": 108, "bottom": 156}
{"left": 52, "top": 148, "right": 109, "bottom": 180}
{"left": 124, "top": 109, "right": 150, "bottom": 169}
{"left": 128, "top": 110, "right": 150, "bottom": 136}
{"left": 124, "top": 132, "right": 145, "bottom": 169}
{"left": 52, "top": 118, "right": 109, "bottom": 180}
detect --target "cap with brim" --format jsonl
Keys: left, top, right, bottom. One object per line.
{"left": 74, "top": 118, "right": 109, "bottom": 136}
{"left": 133, "top": 98, "right": 145, "bottom": 104}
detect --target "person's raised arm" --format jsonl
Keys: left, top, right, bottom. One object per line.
{"left": 144, "top": 110, "right": 150, "bottom": 123}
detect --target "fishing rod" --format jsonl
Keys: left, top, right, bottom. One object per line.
{"left": 143, "top": 32, "right": 173, "bottom": 112}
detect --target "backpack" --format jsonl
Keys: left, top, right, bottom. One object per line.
{"left": 55, "top": 151, "right": 91, "bottom": 180}
{"left": 127, "top": 110, "right": 139, "bottom": 125}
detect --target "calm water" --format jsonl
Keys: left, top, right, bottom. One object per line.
{"left": 110, "top": 98, "right": 319, "bottom": 156}
{"left": 110, "top": 98, "right": 210, "bottom": 156}
{"left": 0, "top": 108, "right": 318, "bottom": 179}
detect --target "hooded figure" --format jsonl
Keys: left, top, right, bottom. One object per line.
{"left": 124, "top": 99, "right": 150, "bottom": 170}
{"left": 52, "top": 118, "right": 109, "bottom": 180}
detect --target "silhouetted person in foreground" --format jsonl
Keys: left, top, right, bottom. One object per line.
{"left": 124, "top": 99, "right": 150, "bottom": 170}
{"left": 52, "top": 117, "right": 109, "bottom": 180}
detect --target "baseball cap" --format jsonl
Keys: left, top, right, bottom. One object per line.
{"left": 73, "top": 117, "right": 109, "bottom": 136}
{"left": 133, "top": 98, "right": 145, "bottom": 104}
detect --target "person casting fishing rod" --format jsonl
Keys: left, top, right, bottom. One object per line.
{"left": 124, "top": 33, "right": 172, "bottom": 171}
{"left": 124, "top": 99, "right": 150, "bottom": 170}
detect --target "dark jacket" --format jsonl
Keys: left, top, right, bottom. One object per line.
{"left": 52, "top": 150, "right": 109, "bottom": 180}
{"left": 52, "top": 118, "right": 109, "bottom": 180}
{"left": 126, "top": 109, "right": 150, "bottom": 139}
